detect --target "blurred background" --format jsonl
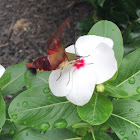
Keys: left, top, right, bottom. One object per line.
{"left": 0, "top": 0, "right": 140, "bottom": 67}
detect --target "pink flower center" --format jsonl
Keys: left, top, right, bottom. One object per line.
{"left": 73, "top": 59, "right": 85, "bottom": 69}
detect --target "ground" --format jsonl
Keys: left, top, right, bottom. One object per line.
{"left": 0, "top": 0, "right": 93, "bottom": 68}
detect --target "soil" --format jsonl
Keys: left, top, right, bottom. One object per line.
{"left": 0, "top": 0, "right": 93, "bottom": 68}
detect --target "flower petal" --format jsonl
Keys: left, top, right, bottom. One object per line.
{"left": 0, "top": 65, "right": 5, "bottom": 78}
{"left": 92, "top": 43, "right": 117, "bottom": 84}
{"left": 75, "top": 35, "right": 113, "bottom": 56}
{"left": 66, "top": 66, "right": 96, "bottom": 106}
{"left": 65, "top": 45, "right": 76, "bottom": 54}
{"left": 49, "top": 66, "right": 73, "bottom": 97}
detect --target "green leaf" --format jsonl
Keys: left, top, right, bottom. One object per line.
{"left": 24, "top": 71, "right": 51, "bottom": 89}
{"left": 0, "top": 92, "right": 6, "bottom": 128}
{"left": 77, "top": 93, "right": 113, "bottom": 125}
{"left": 124, "top": 22, "right": 140, "bottom": 44}
{"left": 112, "top": 48, "right": 140, "bottom": 97}
{"left": 14, "top": 128, "right": 76, "bottom": 140}
{"left": 0, "top": 73, "right": 11, "bottom": 89}
{"left": 108, "top": 99, "right": 140, "bottom": 140}
{"left": 88, "top": 20, "right": 124, "bottom": 67}
{"left": 1, "top": 61, "right": 27, "bottom": 96}
{"left": 0, "top": 134, "right": 12, "bottom": 140}
{"left": 72, "top": 123, "right": 90, "bottom": 128}
{"left": 76, "top": 18, "right": 94, "bottom": 35}
{"left": 82, "top": 130, "right": 113, "bottom": 140}
{"left": 0, "top": 120, "right": 25, "bottom": 135}
{"left": 103, "top": 85, "right": 128, "bottom": 98}
{"left": 8, "top": 84, "right": 80, "bottom": 129}
{"left": 124, "top": 40, "right": 140, "bottom": 56}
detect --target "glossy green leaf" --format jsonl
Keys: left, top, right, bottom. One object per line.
{"left": 112, "top": 48, "right": 140, "bottom": 97}
{"left": 24, "top": 71, "right": 51, "bottom": 89}
{"left": 108, "top": 100, "right": 140, "bottom": 140}
{"left": 0, "top": 73, "right": 11, "bottom": 89}
{"left": 0, "top": 120, "right": 25, "bottom": 136}
{"left": 88, "top": 20, "right": 124, "bottom": 67}
{"left": 8, "top": 84, "right": 80, "bottom": 129}
{"left": 82, "top": 130, "right": 113, "bottom": 140}
{"left": 14, "top": 128, "right": 75, "bottom": 140}
{"left": 124, "top": 40, "right": 140, "bottom": 56}
{"left": 72, "top": 123, "right": 90, "bottom": 128}
{"left": 104, "top": 85, "right": 128, "bottom": 98}
{"left": 0, "top": 92, "right": 6, "bottom": 128}
{"left": 1, "top": 61, "right": 27, "bottom": 96}
{"left": 76, "top": 127, "right": 87, "bottom": 136}
{"left": 77, "top": 93, "right": 113, "bottom": 125}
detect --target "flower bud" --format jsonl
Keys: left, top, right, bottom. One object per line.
{"left": 96, "top": 84, "right": 105, "bottom": 93}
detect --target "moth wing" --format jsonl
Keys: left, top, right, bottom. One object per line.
{"left": 47, "top": 18, "right": 70, "bottom": 55}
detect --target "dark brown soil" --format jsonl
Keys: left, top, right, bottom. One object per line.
{"left": 0, "top": 0, "right": 93, "bottom": 68}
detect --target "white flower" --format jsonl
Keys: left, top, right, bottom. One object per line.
{"left": 49, "top": 35, "right": 117, "bottom": 106}
{"left": 0, "top": 65, "right": 5, "bottom": 78}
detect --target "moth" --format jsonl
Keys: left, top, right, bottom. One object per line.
{"left": 26, "top": 18, "right": 78, "bottom": 75}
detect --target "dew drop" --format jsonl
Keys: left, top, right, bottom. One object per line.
{"left": 17, "top": 103, "right": 20, "bottom": 106}
{"left": 136, "top": 86, "right": 140, "bottom": 93}
{"left": 47, "top": 95, "right": 52, "bottom": 100}
{"left": 40, "top": 130, "right": 46, "bottom": 134}
{"left": 132, "top": 93, "right": 136, "bottom": 96}
{"left": 9, "top": 129, "right": 16, "bottom": 135}
{"left": 137, "top": 114, "right": 140, "bottom": 117}
{"left": 43, "top": 87, "right": 50, "bottom": 94}
{"left": 26, "top": 133, "right": 29, "bottom": 136}
{"left": 31, "top": 125, "right": 35, "bottom": 128}
{"left": 129, "top": 108, "right": 134, "bottom": 112}
{"left": 40, "top": 122, "right": 50, "bottom": 130}
{"left": 128, "top": 77, "right": 135, "bottom": 84}
{"left": 54, "top": 119, "right": 68, "bottom": 128}
{"left": 26, "top": 84, "right": 30, "bottom": 88}
{"left": 132, "top": 131, "right": 137, "bottom": 136}
{"left": 23, "top": 121, "right": 27, "bottom": 125}
{"left": 122, "top": 137, "right": 128, "bottom": 140}
{"left": 119, "top": 130, "right": 125, "bottom": 136}
{"left": 11, "top": 114, "right": 18, "bottom": 120}
{"left": 22, "top": 101, "right": 28, "bottom": 107}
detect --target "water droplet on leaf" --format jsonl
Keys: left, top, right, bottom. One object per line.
{"left": 129, "top": 108, "right": 134, "bottom": 112}
{"left": 40, "top": 130, "right": 46, "bottom": 134}
{"left": 23, "top": 121, "right": 27, "bottom": 125}
{"left": 26, "top": 84, "right": 30, "bottom": 88}
{"left": 122, "top": 137, "right": 128, "bottom": 140}
{"left": 11, "top": 114, "right": 18, "bottom": 120}
{"left": 43, "top": 87, "right": 50, "bottom": 93}
{"left": 17, "top": 103, "right": 20, "bottom": 106}
{"left": 9, "top": 129, "right": 16, "bottom": 135}
{"left": 132, "top": 131, "right": 137, "bottom": 136}
{"left": 40, "top": 122, "right": 50, "bottom": 130}
{"left": 128, "top": 77, "right": 135, "bottom": 84}
{"left": 31, "top": 125, "right": 35, "bottom": 128}
{"left": 47, "top": 95, "right": 52, "bottom": 100}
{"left": 22, "top": 101, "right": 28, "bottom": 107}
{"left": 136, "top": 86, "right": 140, "bottom": 93}
{"left": 119, "top": 131, "right": 125, "bottom": 136}
{"left": 54, "top": 119, "right": 68, "bottom": 128}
